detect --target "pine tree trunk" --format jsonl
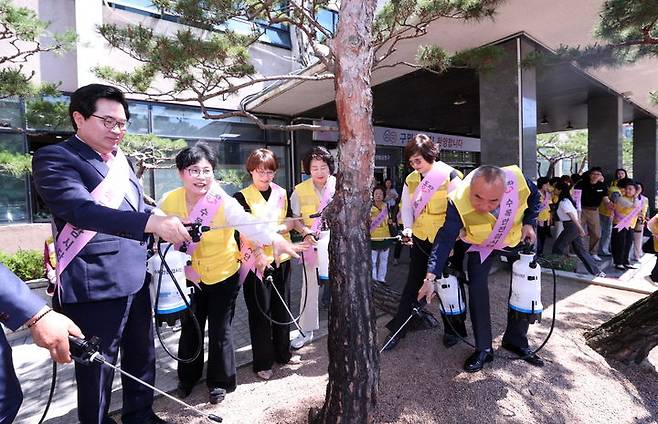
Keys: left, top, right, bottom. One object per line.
{"left": 309, "top": 0, "right": 379, "bottom": 422}
{"left": 584, "top": 291, "right": 658, "bottom": 364}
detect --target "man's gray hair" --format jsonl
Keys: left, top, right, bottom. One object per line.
{"left": 471, "top": 165, "right": 505, "bottom": 185}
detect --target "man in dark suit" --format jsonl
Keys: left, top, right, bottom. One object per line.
{"left": 0, "top": 264, "right": 82, "bottom": 424}
{"left": 32, "top": 84, "right": 192, "bottom": 424}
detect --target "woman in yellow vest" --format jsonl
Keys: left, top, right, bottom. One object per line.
{"left": 536, "top": 177, "right": 552, "bottom": 255}
{"left": 610, "top": 177, "right": 639, "bottom": 270}
{"left": 158, "top": 143, "right": 297, "bottom": 403}
{"left": 233, "top": 148, "right": 300, "bottom": 381}
{"left": 631, "top": 182, "right": 649, "bottom": 262}
{"left": 289, "top": 146, "right": 336, "bottom": 349}
{"left": 370, "top": 185, "right": 393, "bottom": 284}
{"left": 599, "top": 168, "right": 627, "bottom": 256}
{"left": 383, "top": 134, "right": 464, "bottom": 351}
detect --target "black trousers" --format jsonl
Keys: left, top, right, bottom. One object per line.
{"left": 611, "top": 227, "right": 633, "bottom": 266}
{"left": 466, "top": 251, "right": 529, "bottom": 351}
{"left": 178, "top": 272, "right": 241, "bottom": 392}
{"left": 536, "top": 221, "right": 551, "bottom": 255}
{"left": 243, "top": 261, "right": 292, "bottom": 372}
{"left": 64, "top": 281, "right": 155, "bottom": 424}
{"left": 552, "top": 221, "right": 601, "bottom": 275}
{"left": 386, "top": 236, "right": 467, "bottom": 338}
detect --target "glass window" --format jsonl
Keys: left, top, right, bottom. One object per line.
{"left": 316, "top": 8, "right": 338, "bottom": 39}
{"left": 265, "top": 118, "right": 288, "bottom": 144}
{"left": 152, "top": 105, "right": 264, "bottom": 141}
{"left": 0, "top": 97, "right": 22, "bottom": 129}
{"left": 127, "top": 101, "right": 149, "bottom": 135}
{"left": 0, "top": 133, "right": 28, "bottom": 223}
{"left": 25, "top": 95, "right": 73, "bottom": 132}
{"left": 108, "top": 0, "right": 160, "bottom": 14}
{"left": 267, "top": 145, "right": 290, "bottom": 190}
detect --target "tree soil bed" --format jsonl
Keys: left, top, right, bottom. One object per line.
{"left": 148, "top": 272, "right": 658, "bottom": 423}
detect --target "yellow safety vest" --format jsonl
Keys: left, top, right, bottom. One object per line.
{"left": 451, "top": 165, "right": 530, "bottom": 247}
{"left": 599, "top": 182, "right": 620, "bottom": 217}
{"left": 159, "top": 187, "right": 239, "bottom": 284}
{"left": 294, "top": 178, "right": 324, "bottom": 227}
{"left": 649, "top": 215, "right": 658, "bottom": 251}
{"left": 370, "top": 204, "right": 390, "bottom": 239}
{"left": 538, "top": 192, "right": 551, "bottom": 223}
{"left": 239, "top": 184, "right": 291, "bottom": 264}
{"left": 406, "top": 164, "right": 463, "bottom": 243}
{"left": 613, "top": 195, "right": 640, "bottom": 228}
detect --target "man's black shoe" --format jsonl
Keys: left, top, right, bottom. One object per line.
{"left": 501, "top": 342, "right": 545, "bottom": 367}
{"left": 382, "top": 334, "right": 401, "bottom": 351}
{"left": 614, "top": 265, "right": 626, "bottom": 270}
{"left": 176, "top": 383, "right": 193, "bottom": 399}
{"left": 209, "top": 387, "right": 227, "bottom": 404}
{"left": 135, "top": 413, "right": 169, "bottom": 424}
{"left": 463, "top": 349, "right": 493, "bottom": 372}
{"left": 442, "top": 334, "right": 459, "bottom": 348}
{"left": 624, "top": 264, "right": 638, "bottom": 270}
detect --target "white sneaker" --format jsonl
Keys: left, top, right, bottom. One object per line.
{"left": 290, "top": 331, "right": 313, "bottom": 350}
{"left": 287, "top": 354, "right": 302, "bottom": 364}
{"left": 591, "top": 254, "right": 602, "bottom": 261}
{"left": 256, "top": 369, "right": 273, "bottom": 380}
{"left": 594, "top": 271, "right": 606, "bottom": 278}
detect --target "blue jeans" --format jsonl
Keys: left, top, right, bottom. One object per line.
{"left": 599, "top": 214, "right": 612, "bottom": 255}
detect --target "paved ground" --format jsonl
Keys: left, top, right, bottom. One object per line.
{"left": 9, "top": 240, "right": 658, "bottom": 423}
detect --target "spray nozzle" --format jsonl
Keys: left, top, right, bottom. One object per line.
{"left": 69, "top": 335, "right": 105, "bottom": 365}
{"left": 184, "top": 223, "right": 211, "bottom": 243}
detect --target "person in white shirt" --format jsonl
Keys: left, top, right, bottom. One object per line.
{"left": 551, "top": 181, "right": 605, "bottom": 277}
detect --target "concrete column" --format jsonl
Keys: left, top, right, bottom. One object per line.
{"left": 633, "top": 118, "right": 658, "bottom": 212}
{"left": 479, "top": 37, "right": 538, "bottom": 179}
{"left": 587, "top": 96, "right": 623, "bottom": 179}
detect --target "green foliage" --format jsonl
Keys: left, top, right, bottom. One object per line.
{"left": 538, "top": 254, "right": 577, "bottom": 273}
{"left": 120, "top": 134, "right": 188, "bottom": 178}
{"left": 0, "top": 249, "right": 44, "bottom": 281}
{"left": 216, "top": 167, "right": 249, "bottom": 187}
{"left": 0, "top": 150, "right": 31, "bottom": 177}
{"left": 0, "top": 0, "right": 76, "bottom": 97}
{"left": 24, "top": 96, "right": 72, "bottom": 131}
{"left": 537, "top": 131, "right": 588, "bottom": 177}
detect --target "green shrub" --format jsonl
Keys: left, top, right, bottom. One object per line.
{"left": 0, "top": 249, "right": 44, "bottom": 281}
{"left": 538, "top": 254, "right": 578, "bottom": 272}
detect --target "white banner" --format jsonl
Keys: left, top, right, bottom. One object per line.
{"left": 313, "top": 120, "right": 480, "bottom": 152}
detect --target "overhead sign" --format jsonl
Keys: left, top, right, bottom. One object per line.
{"left": 313, "top": 120, "right": 480, "bottom": 152}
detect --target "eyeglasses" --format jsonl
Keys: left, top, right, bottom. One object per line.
{"left": 186, "top": 167, "right": 214, "bottom": 178}
{"left": 254, "top": 169, "right": 275, "bottom": 177}
{"left": 91, "top": 114, "right": 130, "bottom": 131}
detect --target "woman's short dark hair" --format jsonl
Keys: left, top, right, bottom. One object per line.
{"left": 615, "top": 168, "right": 628, "bottom": 179}
{"left": 536, "top": 177, "right": 550, "bottom": 188}
{"left": 302, "top": 146, "right": 335, "bottom": 175}
{"left": 617, "top": 177, "right": 634, "bottom": 189}
{"left": 69, "top": 84, "right": 130, "bottom": 131}
{"left": 373, "top": 185, "right": 386, "bottom": 196}
{"left": 246, "top": 148, "right": 278, "bottom": 172}
{"left": 175, "top": 142, "right": 217, "bottom": 170}
{"left": 404, "top": 134, "right": 438, "bottom": 163}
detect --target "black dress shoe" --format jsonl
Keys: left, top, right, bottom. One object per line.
{"left": 623, "top": 264, "right": 637, "bottom": 269}
{"left": 209, "top": 387, "right": 227, "bottom": 404}
{"left": 614, "top": 265, "right": 626, "bottom": 270}
{"left": 382, "top": 334, "right": 401, "bottom": 351}
{"left": 463, "top": 349, "right": 493, "bottom": 372}
{"left": 442, "top": 334, "right": 459, "bottom": 348}
{"left": 176, "top": 383, "right": 193, "bottom": 399}
{"left": 501, "top": 342, "right": 545, "bottom": 367}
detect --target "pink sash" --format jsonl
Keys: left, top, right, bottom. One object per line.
{"left": 614, "top": 199, "right": 643, "bottom": 230}
{"left": 239, "top": 183, "right": 287, "bottom": 284}
{"left": 55, "top": 149, "right": 131, "bottom": 277}
{"left": 412, "top": 163, "right": 450, "bottom": 220}
{"left": 572, "top": 189, "right": 582, "bottom": 211}
{"left": 303, "top": 176, "right": 336, "bottom": 268}
{"left": 467, "top": 169, "right": 519, "bottom": 262}
{"left": 370, "top": 205, "right": 388, "bottom": 233}
{"left": 176, "top": 182, "right": 224, "bottom": 282}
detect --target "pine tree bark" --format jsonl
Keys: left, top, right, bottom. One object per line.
{"left": 584, "top": 290, "right": 658, "bottom": 364}
{"left": 309, "top": 0, "right": 379, "bottom": 422}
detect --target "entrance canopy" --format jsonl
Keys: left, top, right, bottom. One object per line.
{"left": 244, "top": 0, "right": 658, "bottom": 129}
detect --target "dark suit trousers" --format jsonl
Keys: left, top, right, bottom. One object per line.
{"left": 611, "top": 227, "right": 633, "bottom": 266}
{"left": 386, "top": 237, "right": 467, "bottom": 338}
{"left": 63, "top": 281, "right": 155, "bottom": 424}
{"left": 178, "top": 272, "right": 241, "bottom": 392}
{"left": 466, "top": 251, "right": 529, "bottom": 351}
{"left": 0, "top": 333, "right": 22, "bottom": 424}
{"left": 243, "top": 261, "right": 292, "bottom": 372}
